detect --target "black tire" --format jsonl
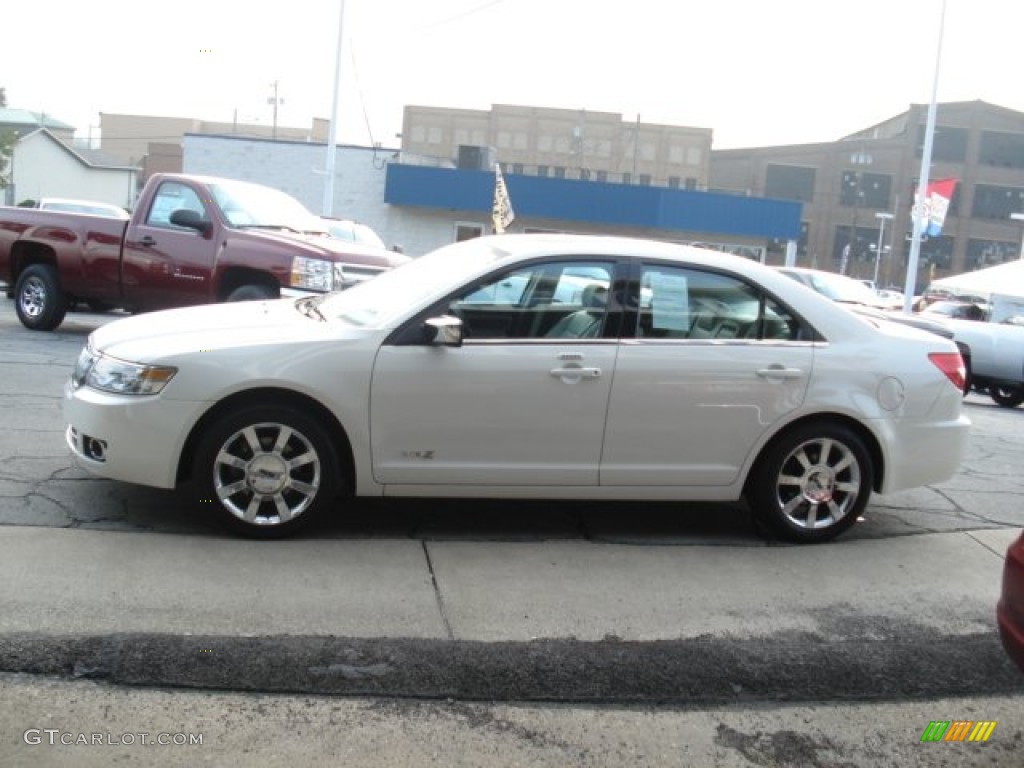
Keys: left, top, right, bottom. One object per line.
{"left": 747, "top": 422, "right": 873, "bottom": 543}
{"left": 14, "top": 264, "right": 67, "bottom": 331}
{"left": 227, "top": 284, "right": 277, "bottom": 302}
{"left": 192, "top": 404, "right": 342, "bottom": 538}
{"left": 990, "top": 386, "right": 1024, "bottom": 409}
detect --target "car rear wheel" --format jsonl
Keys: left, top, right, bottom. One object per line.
{"left": 990, "top": 386, "right": 1024, "bottom": 409}
{"left": 748, "top": 422, "right": 873, "bottom": 543}
{"left": 14, "top": 264, "right": 67, "bottom": 331}
{"left": 192, "top": 405, "right": 341, "bottom": 538}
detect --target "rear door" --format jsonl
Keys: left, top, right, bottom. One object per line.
{"left": 600, "top": 262, "right": 814, "bottom": 486}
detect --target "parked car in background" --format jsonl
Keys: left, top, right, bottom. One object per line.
{"left": 998, "top": 531, "right": 1024, "bottom": 673}
{"left": 64, "top": 235, "right": 969, "bottom": 542}
{"left": 320, "top": 217, "right": 404, "bottom": 254}
{"left": 922, "top": 300, "right": 990, "bottom": 322}
{"left": 1, "top": 174, "right": 409, "bottom": 331}
{"left": 35, "top": 198, "right": 130, "bottom": 219}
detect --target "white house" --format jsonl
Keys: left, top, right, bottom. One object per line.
{"left": 7, "top": 129, "right": 138, "bottom": 209}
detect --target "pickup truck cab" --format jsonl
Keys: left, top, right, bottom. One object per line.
{"left": 1, "top": 173, "right": 408, "bottom": 331}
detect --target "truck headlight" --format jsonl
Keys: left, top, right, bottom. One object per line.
{"left": 86, "top": 355, "right": 177, "bottom": 395}
{"left": 290, "top": 256, "right": 334, "bottom": 292}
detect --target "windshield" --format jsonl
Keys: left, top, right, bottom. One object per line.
{"left": 209, "top": 180, "right": 326, "bottom": 233}
{"left": 317, "top": 239, "right": 513, "bottom": 327}
{"left": 805, "top": 271, "right": 883, "bottom": 306}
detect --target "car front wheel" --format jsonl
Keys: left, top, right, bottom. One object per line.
{"left": 192, "top": 405, "right": 341, "bottom": 538}
{"left": 748, "top": 422, "right": 873, "bottom": 543}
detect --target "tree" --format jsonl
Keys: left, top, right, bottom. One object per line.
{"left": 0, "top": 87, "right": 17, "bottom": 191}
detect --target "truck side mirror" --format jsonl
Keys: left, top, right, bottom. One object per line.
{"left": 170, "top": 209, "right": 211, "bottom": 235}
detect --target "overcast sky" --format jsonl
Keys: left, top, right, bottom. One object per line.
{"left": 4, "top": 0, "right": 1021, "bottom": 150}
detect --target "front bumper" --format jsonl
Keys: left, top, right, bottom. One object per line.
{"left": 997, "top": 533, "right": 1024, "bottom": 674}
{"left": 63, "top": 379, "right": 206, "bottom": 489}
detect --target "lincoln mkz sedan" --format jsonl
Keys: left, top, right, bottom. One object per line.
{"left": 64, "top": 235, "right": 971, "bottom": 542}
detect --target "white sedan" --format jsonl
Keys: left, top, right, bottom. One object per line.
{"left": 64, "top": 235, "right": 970, "bottom": 542}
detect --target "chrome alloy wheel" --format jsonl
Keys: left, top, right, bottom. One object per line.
{"left": 213, "top": 422, "right": 322, "bottom": 525}
{"left": 774, "top": 437, "right": 861, "bottom": 530}
{"left": 18, "top": 276, "right": 47, "bottom": 319}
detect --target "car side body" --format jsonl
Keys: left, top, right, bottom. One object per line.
{"left": 63, "top": 235, "right": 971, "bottom": 541}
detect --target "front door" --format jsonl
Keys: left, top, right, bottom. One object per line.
{"left": 370, "top": 259, "right": 620, "bottom": 487}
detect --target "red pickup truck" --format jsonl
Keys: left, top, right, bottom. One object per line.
{"left": 0, "top": 173, "right": 408, "bottom": 331}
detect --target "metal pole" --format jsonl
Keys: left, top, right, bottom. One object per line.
{"left": 322, "top": 0, "right": 346, "bottom": 216}
{"left": 902, "top": 0, "right": 947, "bottom": 313}
{"left": 1011, "top": 213, "right": 1024, "bottom": 259}
{"left": 873, "top": 213, "right": 893, "bottom": 286}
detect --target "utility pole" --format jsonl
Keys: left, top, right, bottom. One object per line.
{"left": 268, "top": 81, "right": 283, "bottom": 139}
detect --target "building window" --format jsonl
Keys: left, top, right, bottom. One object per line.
{"left": 555, "top": 137, "right": 571, "bottom": 154}
{"left": 580, "top": 168, "right": 591, "bottom": 181}
{"left": 972, "top": 184, "right": 1024, "bottom": 219}
{"left": 512, "top": 163, "right": 524, "bottom": 174}
{"left": 686, "top": 147, "right": 702, "bottom": 166}
{"left": 639, "top": 173, "right": 652, "bottom": 186}
{"left": 454, "top": 222, "right": 483, "bottom": 242}
{"left": 622, "top": 172, "right": 632, "bottom": 185}
{"left": 979, "top": 131, "right": 1024, "bottom": 169}
{"left": 554, "top": 166, "right": 566, "bottom": 179}
{"left": 840, "top": 171, "right": 891, "bottom": 209}
{"left": 668, "top": 176, "right": 681, "bottom": 188}
{"left": 497, "top": 131, "right": 512, "bottom": 149}
{"left": 538, "top": 135, "right": 553, "bottom": 152}
{"left": 915, "top": 125, "right": 967, "bottom": 162}
{"left": 514, "top": 132, "right": 528, "bottom": 150}
{"left": 765, "top": 164, "right": 816, "bottom": 202}
{"left": 411, "top": 126, "right": 426, "bottom": 143}
{"left": 538, "top": 165, "right": 549, "bottom": 177}
{"left": 427, "top": 126, "right": 442, "bottom": 144}
{"left": 967, "top": 238, "right": 1019, "bottom": 270}
{"left": 641, "top": 144, "right": 656, "bottom": 161}
{"left": 454, "top": 129, "right": 469, "bottom": 146}
{"left": 669, "top": 146, "right": 684, "bottom": 164}
{"left": 596, "top": 170, "right": 607, "bottom": 182}
{"left": 685, "top": 177, "right": 698, "bottom": 190}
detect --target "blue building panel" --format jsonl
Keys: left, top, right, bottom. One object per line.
{"left": 385, "top": 164, "right": 801, "bottom": 239}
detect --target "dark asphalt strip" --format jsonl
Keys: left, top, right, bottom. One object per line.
{"left": 1, "top": 630, "right": 1021, "bottom": 704}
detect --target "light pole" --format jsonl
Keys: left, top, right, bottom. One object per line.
{"left": 1011, "top": 212, "right": 1024, "bottom": 260}
{"left": 873, "top": 212, "right": 894, "bottom": 286}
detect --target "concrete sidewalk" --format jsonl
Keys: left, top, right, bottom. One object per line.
{"left": 0, "top": 525, "right": 1021, "bottom": 703}
{"left": 0, "top": 526, "right": 1015, "bottom": 641}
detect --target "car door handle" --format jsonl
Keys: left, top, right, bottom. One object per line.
{"left": 756, "top": 366, "right": 804, "bottom": 380}
{"left": 550, "top": 367, "right": 602, "bottom": 379}
{"left": 139, "top": 235, "right": 157, "bottom": 247}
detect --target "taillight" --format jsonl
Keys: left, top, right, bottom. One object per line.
{"left": 929, "top": 352, "right": 966, "bottom": 392}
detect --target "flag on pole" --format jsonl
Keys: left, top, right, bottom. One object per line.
{"left": 492, "top": 163, "right": 515, "bottom": 234}
{"left": 913, "top": 178, "right": 957, "bottom": 238}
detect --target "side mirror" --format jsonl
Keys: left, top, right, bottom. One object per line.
{"left": 425, "top": 315, "right": 463, "bottom": 347}
{"left": 169, "top": 209, "right": 211, "bottom": 235}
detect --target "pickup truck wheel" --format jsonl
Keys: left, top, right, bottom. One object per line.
{"left": 990, "top": 386, "right": 1024, "bottom": 409}
{"left": 192, "top": 405, "right": 340, "bottom": 538}
{"left": 14, "top": 265, "right": 67, "bottom": 331}
{"left": 227, "top": 284, "right": 277, "bottom": 302}
{"left": 747, "top": 422, "right": 872, "bottom": 543}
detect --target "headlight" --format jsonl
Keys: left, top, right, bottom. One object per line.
{"left": 85, "top": 355, "right": 177, "bottom": 395}
{"left": 290, "top": 256, "right": 335, "bottom": 292}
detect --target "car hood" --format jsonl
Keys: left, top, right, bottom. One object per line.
{"left": 89, "top": 299, "right": 366, "bottom": 362}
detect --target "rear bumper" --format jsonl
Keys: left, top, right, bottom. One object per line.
{"left": 878, "top": 413, "right": 971, "bottom": 493}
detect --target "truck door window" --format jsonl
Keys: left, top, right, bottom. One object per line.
{"left": 146, "top": 182, "right": 207, "bottom": 229}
